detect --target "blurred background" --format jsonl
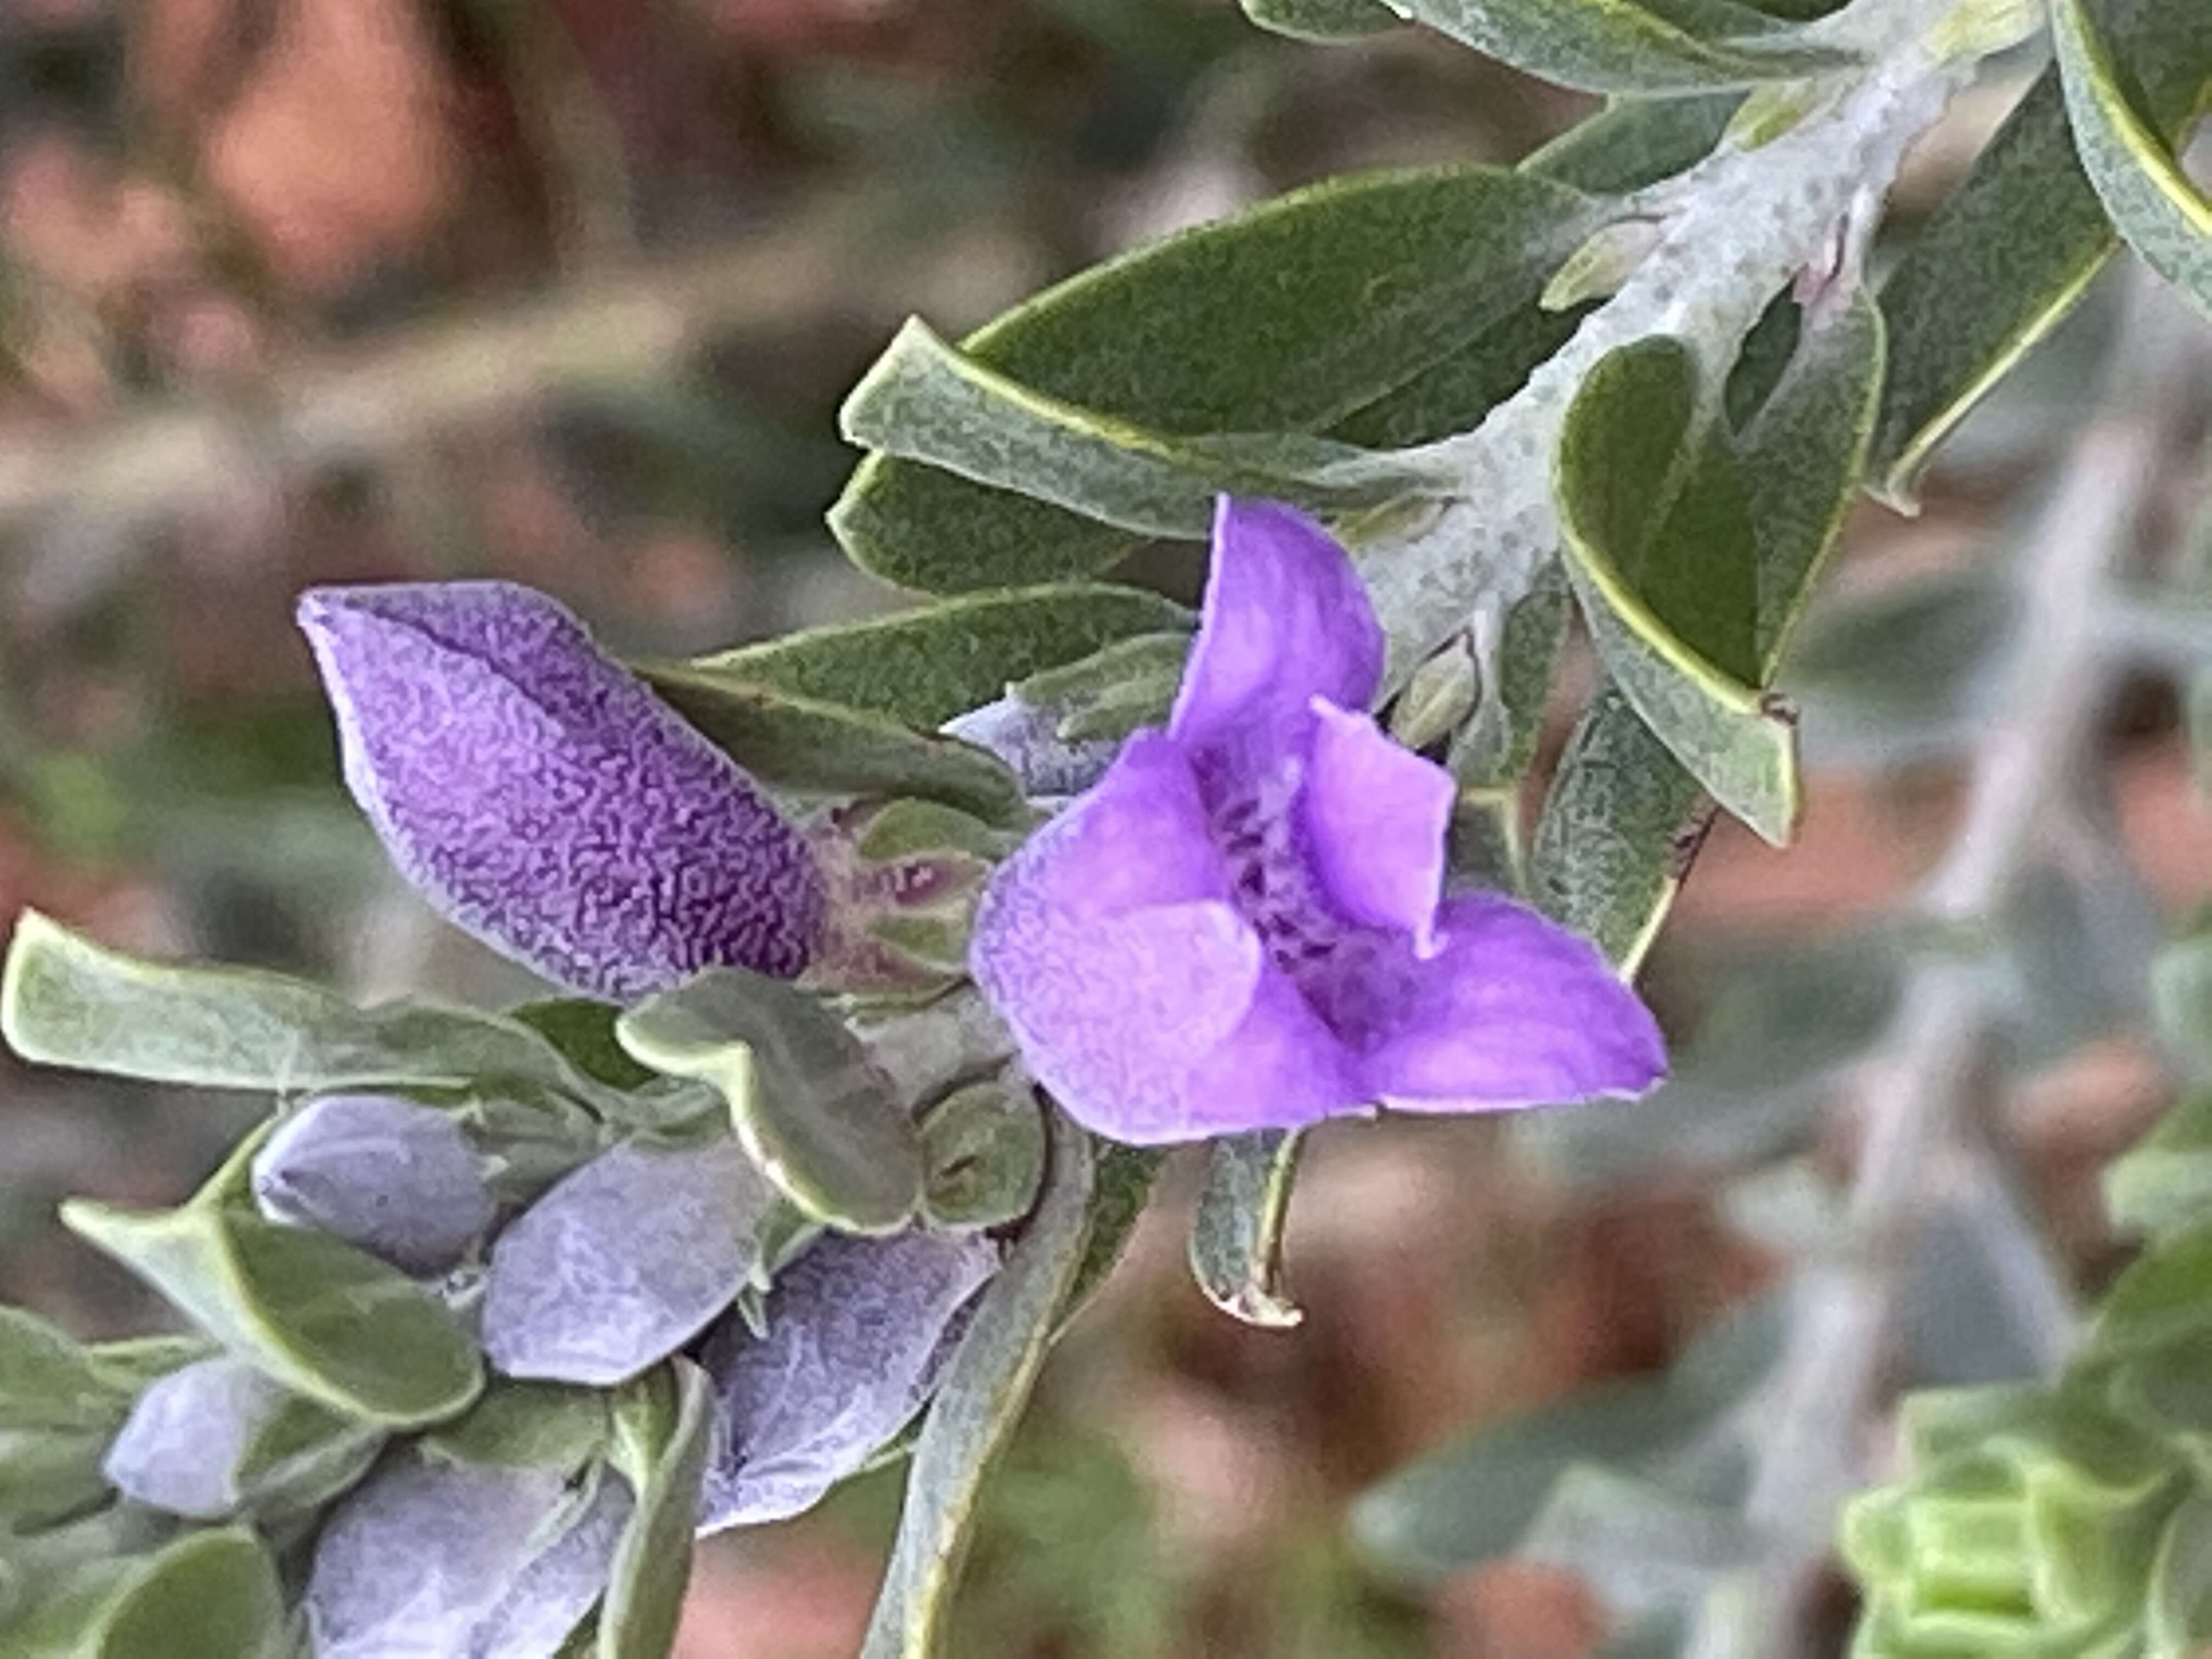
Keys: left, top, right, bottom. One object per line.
{"left": 0, "top": 2, "right": 2204, "bottom": 1654}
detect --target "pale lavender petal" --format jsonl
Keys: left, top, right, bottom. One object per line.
{"left": 939, "top": 695, "right": 1118, "bottom": 798}
{"left": 969, "top": 732, "right": 1355, "bottom": 1143}
{"left": 100, "top": 1357, "right": 280, "bottom": 1520}
{"left": 479, "top": 1136, "right": 778, "bottom": 1386}
{"left": 696, "top": 1229, "right": 999, "bottom": 1532}
{"left": 465, "top": 1470, "right": 631, "bottom": 1659}
{"left": 298, "top": 582, "right": 823, "bottom": 1002}
{"left": 1355, "top": 894, "right": 1666, "bottom": 1110}
{"left": 306, "top": 1455, "right": 575, "bottom": 1659}
{"left": 252, "top": 1092, "right": 496, "bottom": 1276}
{"left": 1297, "top": 698, "right": 1453, "bottom": 952}
{"left": 1167, "top": 499, "right": 1383, "bottom": 763}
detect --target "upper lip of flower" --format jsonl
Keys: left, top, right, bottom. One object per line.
{"left": 967, "top": 495, "right": 1667, "bottom": 1146}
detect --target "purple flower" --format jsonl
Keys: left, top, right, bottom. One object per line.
{"left": 969, "top": 498, "right": 1666, "bottom": 1146}
{"left": 298, "top": 582, "right": 823, "bottom": 1002}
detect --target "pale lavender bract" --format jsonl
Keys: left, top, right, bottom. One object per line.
{"left": 251, "top": 1092, "right": 496, "bottom": 1276}
{"left": 297, "top": 581, "right": 823, "bottom": 1003}
{"left": 696, "top": 1228, "right": 1000, "bottom": 1532}
{"left": 478, "top": 1134, "right": 777, "bottom": 1386}
{"left": 969, "top": 498, "right": 1667, "bottom": 1145}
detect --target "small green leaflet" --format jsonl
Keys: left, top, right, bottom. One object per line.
{"left": 1188, "top": 1130, "right": 1307, "bottom": 1329}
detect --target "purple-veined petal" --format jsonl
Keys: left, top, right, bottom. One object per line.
{"left": 100, "top": 1357, "right": 281, "bottom": 1520}
{"left": 1167, "top": 499, "right": 1383, "bottom": 766}
{"left": 479, "top": 1136, "right": 777, "bottom": 1386}
{"left": 252, "top": 1092, "right": 496, "bottom": 1276}
{"left": 297, "top": 582, "right": 823, "bottom": 1002}
{"left": 1296, "top": 698, "right": 1453, "bottom": 954}
{"left": 1355, "top": 893, "right": 1666, "bottom": 1110}
{"left": 304, "top": 1454, "right": 580, "bottom": 1659}
{"left": 969, "top": 732, "right": 1355, "bottom": 1143}
{"left": 696, "top": 1229, "right": 999, "bottom": 1532}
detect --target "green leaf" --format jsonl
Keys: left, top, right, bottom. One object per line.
{"left": 831, "top": 166, "right": 1601, "bottom": 591}
{"left": 81, "top": 1336, "right": 217, "bottom": 1394}
{"left": 13, "top": 1527, "right": 284, "bottom": 1659}
{"left": 506, "top": 1000, "right": 659, "bottom": 1093}
{"left": 1555, "top": 336, "right": 1798, "bottom": 844}
{"left": 229, "top": 1389, "right": 387, "bottom": 1517}
{"left": 2107, "top": 1091, "right": 2212, "bottom": 1240}
{"left": 1011, "top": 634, "right": 1189, "bottom": 746}
{"left": 684, "top": 586, "right": 1191, "bottom": 732}
{"left": 2148, "top": 1490, "right": 2212, "bottom": 1651}
{"left": 1530, "top": 689, "right": 1710, "bottom": 973}
{"left": 1188, "top": 1130, "right": 1306, "bottom": 1329}
{"left": 1448, "top": 561, "right": 1573, "bottom": 788}
{"left": 1, "top": 911, "right": 622, "bottom": 1110}
{"left": 0, "top": 1430, "right": 117, "bottom": 1534}
{"left": 1351, "top": 1294, "right": 1783, "bottom": 1585}
{"left": 863, "top": 1109, "right": 1095, "bottom": 1657}
{"left": 1871, "top": 3, "right": 2212, "bottom": 506}
{"left": 1389, "top": 0, "right": 1856, "bottom": 95}
{"left": 636, "top": 665, "right": 1028, "bottom": 827}
{"left": 597, "top": 1360, "right": 714, "bottom": 1659}
{"left": 1739, "top": 289, "right": 1885, "bottom": 674}
{"left": 918, "top": 1077, "right": 1047, "bottom": 1232}
{"left": 61, "top": 1137, "right": 483, "bottom": 1429}
{"left": 1237, "top": 0, "right": 1400, "bottom": 41}
{"left": 842, "top": 318, "right": 1458, "bottom": 540}
{"left": 0, "top": 1309, "right": 140, "bottom": 1433}
{"left": 617, "top": 968, "right": 925, "bottom": 1235}
{"left": 1060, "top": 1141, "right": 1165, "bottom": 1321}
{"left": 2086, "top": 1219, "right": 2212, "bottom": 1363}
{"left": 1870, "top": 71, "right": 2114, "bottom": 509}
{"left": 1519, "top": 93, "right": 1743, "bottom": 194}
{"left": 420, "top": 1380, "right": 608, "bottom": 1471}
{"left": 2055, "top": 0, "right": 2212, "bottom": 323}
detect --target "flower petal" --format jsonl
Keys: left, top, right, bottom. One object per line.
{"left": 101, "top": 1358, "right": 282, "bottom": 1520}
{"left": 696, "top": 1229, "right": 998, "bottom": 1532}
{"left": 251, "top": 1092, "right": 496, "bottom": 1276}
{"left": 478, "top": 1136, "right": 778, "bottom": 1386}
{"left": 305, "top": 1455, "right": 580, "bottom": 1659}
{"left": 1298, "top": 698, "right": 1453, "bottom": 952}
{"left": 1356, "top": 894, "right": 1666, "bottom": 1110}
{"left": 969, "top": 731, "right": 1354, "bottom": 1142}
{"left": 297, "top": 582, "right": 823, "bottom": 1002}
{"left": 1168, "top": 499, "right": 1384, "bottom": 764}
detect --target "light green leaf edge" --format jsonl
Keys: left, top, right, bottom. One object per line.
{"left": 636, "top": 665, "right": 1028, "bottom": 827}
{"left": 598, "top": 1359, "right": 715, "bottom": 1659}
{"left": 1555, "top": 345, "right": 1800, "bottom": 847}
{"left": 616, "top": 971, "right": 924, "bottom": 1237}
{"left": 1390, "top": 0, "right": 1858, "bottom": 96}
{"left": 861, "top": 1109, "right": 1096, "bottom": 1658}
{"left": 59, "top": 1133, "right": 484, "bottom": 1430}
{"left": 840, "top": 318, "right": 1459, "bottom": 541}
{"left": 1188, "top": 1130, "right": 1307, "bottom": 1329}
{"left": 1238, "top": 0, "right": 1400, "bottom": 40}
{"left": 0, "top": 909, "right": 625, "bottom": 1115}
{"left": 2054, "top": 0, "right": 2212, "bottom": 323}
{"left": 12, "top": 1526, "right": 285, "bottom": 1659}
{"left": 830, "top": 165, "right": 1603, "bottom": 593}
{"left": 687, "top": 585, "right": 1190, "bottom": 732}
